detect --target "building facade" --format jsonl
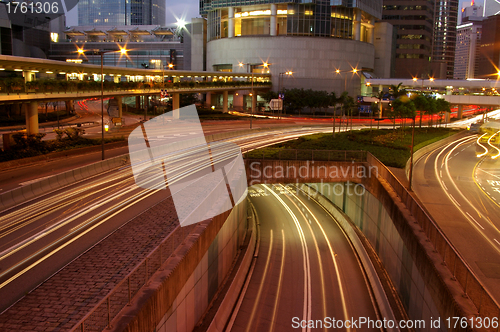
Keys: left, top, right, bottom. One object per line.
{"left": 382, "top": 0, "right": 458, "bottom": 79}
{"left": 431, "top": 0, "right": 459, "bottom": 79}
{"left": 78, "top": 0, "right": 165, "bottom": 26}
{"left": 476, "top": 15, "right": 500, "bottom": 79}
{"left": 453, "top": 2, "right": 484, "bottom": 80}
{"left": 201, "top": 0, "right": 386, "bottom": 99}
{"left": 49, "top": 25, "right": 186, "bottom": 71}
{"left": 454, "top": 22, "right": 482, "bottom": 79}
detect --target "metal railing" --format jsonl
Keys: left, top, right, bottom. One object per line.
{"left": 243, "top": 149, "right": 368, "bottom": 162}
{"left": 367, "top": 153, "right": 500, "bottom": 324}
{"left": 70, "top": 223, "right": 197, "bottom": 332}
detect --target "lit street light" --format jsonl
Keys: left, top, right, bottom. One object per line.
{"left": 78, "top": 47, "right": 128, "bottom": 160}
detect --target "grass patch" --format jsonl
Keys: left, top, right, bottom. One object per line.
{"left": 245, "top": 127, "right": 459, "bottom": 168}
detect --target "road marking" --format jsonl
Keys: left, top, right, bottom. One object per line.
{"left": 269, "top": 229, "right": 286, "bottom": 332}
{"left": 495, "top": 239, "right": 500, "bottom": 246}
{"left": 265, "top": 186, "right": 311, "bottom": 332}
{"left": 466, "top": 212, "right": 484, "bottom": 230}
{"left": 440, "top": 170, "right": 443, "bottom": 178}
{"left": 246, "top": 229, "right": 274, "bottom": 332}
{"left": 449, "top": 194, "right": 461, "bottom": 207}
{"left": 282, "top": 185, "right": 350, "bottom": 331}
{"left": 442, "top": 182, "right": 448, "bottom": 191}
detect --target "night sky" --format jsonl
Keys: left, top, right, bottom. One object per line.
{"left": 64, "top": 0, "right": 479, "bottom": 31}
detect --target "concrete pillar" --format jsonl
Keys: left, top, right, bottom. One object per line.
{"left": 115, "top": 96, "right": 122, "bottom": 117}
{"left": 228, "top": 7, "right": 235, "bottom": 38}
{"left": 172, "top": 93, "right": 180, "bottom": 119}
{"left": 458, "top": 105, "right": 463, "bottom": 119}
{"left": 26, "top": 101, "right": 39, "bottom": 135}
{"left": 223, "top": 91, "right": 228, "bottom": 113}
{"left": 136, "top": 96, "right": 141, "bottom": 109}
{"left": 446, "top": 86, "right": 452, "bottom": 95}
{"left": 205, "top": 92, "right": 212, "bottom": 108}
{"left": 23, "top": 71, "right": 34, "bottom": 83}
{"left": 251, "top": 93, "right": 256, "bottom": 114}
{"left": 368, "top": 17, "right": 375, "bottom": 44}
{"left": 13, "top": 103, "right": 21, "bottom": 116}
{"left": 65, "top": 100, "right": 73, "bottom": 114}
{"left": 354, "top": 9, "right": 361, "bottom": 41}
{"left": 270, "top": 4, "right": 277, "bottom": 36}
{"left": 145, "top": 95, "right": 149, "bottom": 109}
{"left": 445, "top": 111, "right": 450, "bottom": 123}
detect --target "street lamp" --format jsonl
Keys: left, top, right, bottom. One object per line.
{"left": 277, "top": 71, "right": 292, "bottom": 118}
{"left": 239, "top": 61, "right": 269, "bottom": 128}
{"left": 79, "top": 47, "right": 128, "bottom": 160}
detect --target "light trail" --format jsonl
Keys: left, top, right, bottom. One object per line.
{"left": 264, "top": 184, "right": 312, "bottom": 332}
{"left": 487, "top": 130, "right": 500, "bottom": 159}
{"left": 281, "top": 184, "right": 351, "bottom": 330}
{"left": 477, "top": 133, "right": 489, "bottom": 158}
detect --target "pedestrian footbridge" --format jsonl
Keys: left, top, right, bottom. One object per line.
{"left": 0, "top": 55, "right": 271, "bottom": 134}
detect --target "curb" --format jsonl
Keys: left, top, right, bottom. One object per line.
{"left": 404, "top": 130, "right": 470, "bottom": 180}
{"left": 206, "top": 202, "right": 258, "bottom": 332}
{"left": 0, "top": 141, "right": 128, "bottom": 171}
{"left": 0, "top": 153, "right": 129, "bottom": 212}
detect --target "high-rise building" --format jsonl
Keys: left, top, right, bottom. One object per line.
{"left": 200, "top": 0, "right": 390, "bottom": 100}
{"left": 382, "top": 0, "right": 458, "bottom": 79}
{"left": 454, "top": 1, "right": 483, "bottom": 79}
{"left": 382, "top": 1, "right": 435, "bottom": 78}
{"left": 431, "top": 0, "right": 459, "bottom": 79}
{"left": 476, "top": 14, "right": 500, "bottom": 79}
{"left": 454, "top": 22, "right": 482, "bottom": 79}
{"left": 78, "top": 0, "right": 165, "bottom": 26}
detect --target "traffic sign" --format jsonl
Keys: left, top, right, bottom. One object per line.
{"left": 270, "top": 99, "right": 283, "bottom": 111}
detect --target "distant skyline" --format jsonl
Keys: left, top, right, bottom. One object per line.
{"left": 65, "top": 0, "right": 478, "bottom": 28}
{"left": 66, "top": 0, "right": 200, "bottom": 27}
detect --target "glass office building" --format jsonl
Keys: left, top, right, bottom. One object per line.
{"left": 200, "top": 0, "right": 385, "bottom": 97}
{"left": 200, "top": 0, "right": 381, "bottom": 41}
{"left": 78, "top": 0, "right": 165, "bottom": 26}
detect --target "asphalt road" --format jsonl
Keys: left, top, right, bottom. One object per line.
{"left": 230, "top": 184, "right": 379, "bottom": 332}
{"left": 0, "top": 126, "right": 335, "bottom": 312}
{"left": 412, "top": 134, "right": 500, "bottom": 302}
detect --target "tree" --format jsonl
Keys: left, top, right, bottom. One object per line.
{"left": 336, "top": 91, "right": 349, "bottom": 133}
{"left": 343, "top": 95, "right": 356, "bottom": 132}
{"left": 412, "top": 94, "right": 429, "bottom": 128}
{"left": 374, "top": 90, "right": 385, "bottom": 118}
{"left": 261, "top": 90, "right": 278, "bottom": 103}
{"left": 389, "top": 82, "right": 407, "bottom": 99}
{"left": 330, "top": 91, "right": 337, "bottom": 137}
{"left": 391, "top": 96, "right": 416, "bottom": 137}
{"left": 435, "top": 98, "right": 451, "bottom": 127}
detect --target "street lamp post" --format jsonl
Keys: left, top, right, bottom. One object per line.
{"left": 97, "top": 48, "right": 127, "bottom": 160}
{"left": 408, "top": 115, "right": 416, "bottom": 191}
{"left": 278, "top": 71, "right": 292, "bottom": 119}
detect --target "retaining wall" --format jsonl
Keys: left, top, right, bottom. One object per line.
{"left": 108, "top": 199, "right": 248, "bottom": 332}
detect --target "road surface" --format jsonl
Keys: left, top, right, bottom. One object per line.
{"left": 230, "top": 183, "right": 380, "bottom": 331}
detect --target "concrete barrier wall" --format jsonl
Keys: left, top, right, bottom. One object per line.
{"left": 0, "top": 154, "right": 129, "bottom": 211}
{"left": 309, "top": 182, "right": 445, "bottom": 330}
{"left": 109, "top": 199, "right": 248, "bottom": 332}
{"left": 244, "top": 160, "right": 367, "bottom": 185}
{"left": 154, "top": 200, "right": 247, "bottom": 332}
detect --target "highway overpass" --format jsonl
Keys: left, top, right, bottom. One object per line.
{"left": 366, "top": 78, "right": 500, "bottom": 119}
{"left": 0, "top": 55, "right": 271, "bottom": 134}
